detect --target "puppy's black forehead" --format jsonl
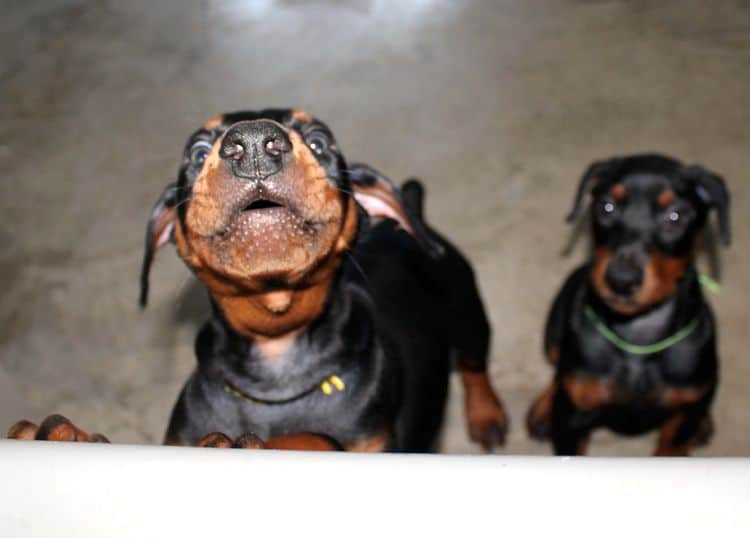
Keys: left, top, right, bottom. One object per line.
{"left": 212, "top": 109, "right": 330, "bottom": 135}
{"left": 594, "top": 154, "right": 683, "bottom": 198}
{"left": 620, "top": 174, "right": 671, "bottom": 196}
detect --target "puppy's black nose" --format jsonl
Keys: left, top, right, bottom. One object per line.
{"left": 605, "top": 253, "right": 644, "bottom": 295}
{"left": 220, "top": 120, "right": 292, "bottom": 181}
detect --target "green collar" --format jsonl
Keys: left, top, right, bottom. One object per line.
{"left": 224, "top": 374, "right": 345, "bottom": 405}
{"left": 584, "top": 306, "right": 700, "bottom": 355}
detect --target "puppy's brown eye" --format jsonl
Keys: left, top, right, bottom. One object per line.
{"left": 190, "top": 140, "right": 213, "bottom": 166}
{"left": 596, "top": 199, "right": 617, "bottom": 221}
{"left": 305, "top": 132, "right": 331, "bottom": 156}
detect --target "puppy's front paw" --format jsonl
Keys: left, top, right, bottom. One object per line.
{"left": 197, "top": 432, "right": 340, "bottom": 451}
{"left": 526, "top": 383, "right": 556, "bottom": 441}
{"left": 691, "top": 415, "right": 714, "bottom": 448}
{"left": 468, "top": 412, "right": 508, "bottom": 451}
{"left": 198, "top": 432, "right": 266, "bottom": 449}
{"left": 7, "top": 415, "right": 109, "bottom": 443}
{"left": 461, "top": 371, "right": 508, "bottom": 450}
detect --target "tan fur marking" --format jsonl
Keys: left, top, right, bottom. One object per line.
{"left": 7, "top": 420, "right": 38, "bottom": 440}
{"left": 290, "top": 109, "right": 313, "bottom": 122}
{"left": 347, "top": 433, "right": 389, "bottom": 452}
{"left": 639, "top": 253, "right": 688, "bottom": 308}
{"left": 610, "top": 183, "right": 626, "bottom": 201}
{"left": 203, "top": 114, "right": 224, "bottom": 130}
{"left": 526, "top": 381, "right": 556, "bottom": 440}
{"left": 562, "top": 375, "right": 614, "bottom": 410}
{"left": 460, "top": 369, "right": 508, "bottom": 447}
{"left": 661, "top": 384, "right": 711, "bottom": 407}
{"left": 259, "top": 290, "right": 293, "bottom": 314}
{"left": 658, "top": 190, "right": 675, "bottom": 208}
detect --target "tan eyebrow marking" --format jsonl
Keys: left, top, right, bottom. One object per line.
{"left": 658, "top": 190, "right": 675, "bottom": 207}
{"left": 203, "top": 114, "right": 224, "bottom": 130}
{"left": 290, "top": 109, "right": 313, "bottom": 122}
{"left": 610, "top": 183, "right": 626, "bottom": 201}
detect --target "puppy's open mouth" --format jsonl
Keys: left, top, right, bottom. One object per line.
{"left": 243, "top": 199, "right": 285, "bottom": 212}
{"left": 217, "top": 192, "right": 310, "bottom": 242}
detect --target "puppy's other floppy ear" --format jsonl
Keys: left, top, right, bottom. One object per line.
{"left": 139, "top": 183, "right": 178, "bottom": 308}
{"left": 684, "top": 165, "right": 731, "bottom": 246}
{"left": 348, "top": 163, "right": 443, "bottom": 258}
{"left": 566, "top": 158, "right": 623, "bottom": 222}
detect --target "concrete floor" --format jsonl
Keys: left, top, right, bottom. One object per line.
{"left": 2, "top": 0, "right": 749, "bottom": 456}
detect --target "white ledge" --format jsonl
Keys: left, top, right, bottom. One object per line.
{"left": 0, "top": 440, "right": 748, "bottom": 537}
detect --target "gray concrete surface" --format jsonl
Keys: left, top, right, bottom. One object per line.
{"left": 1, "top": 0, "right": 748, "bottom": 455}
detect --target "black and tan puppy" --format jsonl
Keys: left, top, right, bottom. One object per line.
{"left": 10, "top": 109, "right": 506, "bottom": 452}
{"left": 526, "top": 153, "right": 730, "bottom": 456}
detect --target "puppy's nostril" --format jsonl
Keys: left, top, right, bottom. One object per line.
{"left": 221, "top": 142, "right": 245, "bottom": 160}
{"left": 263, "top": 137, "right": 290, "bottom": 157}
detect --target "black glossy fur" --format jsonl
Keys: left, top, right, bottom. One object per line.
{"left": 151, "top": 110, "right": 491, "bottom": 452}
{"left": 534, "top": 153, "right": 730, "bottom": 455}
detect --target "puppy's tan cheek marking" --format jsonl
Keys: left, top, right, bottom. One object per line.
{"left": 638, "top": 253, "right": 688, "bottom": 306}
{"left": 185, "top": 145, "right": 228, "bottom": 235}
{"left": 658, "top": 190, "right": 675, "bottom": 208}
{"left": 287, "top": 131, "right": 342, "bottom": 220}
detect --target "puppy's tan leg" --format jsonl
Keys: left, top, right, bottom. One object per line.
{"left": 459, "top": 368, "right": 508, "bottom": 450}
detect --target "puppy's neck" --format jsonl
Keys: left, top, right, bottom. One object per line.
{"left": 212, "top": 278, "right": 334, "bottom": 341}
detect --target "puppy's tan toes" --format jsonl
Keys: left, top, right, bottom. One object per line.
{"left": 461, "top": 371, "right": 508, "bottom": 450}
{"left": 7, "top": 420, "right": 39, "bottom": 440}
{"left": 198, "top": 432, "right": 234, "bottom": 448}
{"left": 36, "top": 415, "right": 80, "bottom": 441}
{"left": 233, "top": 433, "right": 266, "bottom": 449}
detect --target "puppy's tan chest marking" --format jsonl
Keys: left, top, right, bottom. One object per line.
{"left": 253, "top": 329, "right": 300, "bottom": 362}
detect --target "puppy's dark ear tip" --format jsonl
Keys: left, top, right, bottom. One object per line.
{"left": 138, "top": 289, "right": 149, "bottom": 309}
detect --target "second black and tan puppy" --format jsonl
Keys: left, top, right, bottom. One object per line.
{"left": 527, "top": 153, "right": 730, "bottom": 456}
{"left": 10, "top": 109, "right": 507, "bottom": 452}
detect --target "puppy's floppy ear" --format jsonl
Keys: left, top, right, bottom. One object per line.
{"left": 139, "top": 183, "right": 178, "bottom": 308}
{"left": 684, "top": 165, "right": 731, "bottom": 246}
{"left": 566, "top": 158, "right": 623, "bottom": 222}
{"left": 348, "top": 163, "right": 443, "bottom": 258}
